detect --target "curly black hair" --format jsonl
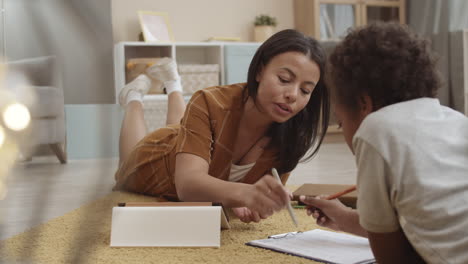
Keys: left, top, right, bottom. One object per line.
{"left": 327, "top": 22, "right": 441, "bottom": 112}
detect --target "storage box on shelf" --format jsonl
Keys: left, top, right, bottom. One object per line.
{"left": 178, "top": 64, "right": 220, "bottom": 95}
{"left": 141, "top": 95, "right": 167, "bottom": 133}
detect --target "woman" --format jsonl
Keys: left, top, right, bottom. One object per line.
{"left": 115, "top": 29, "right": 330, "bottom": 223}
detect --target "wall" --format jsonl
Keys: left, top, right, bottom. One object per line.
{"left": 66, "top": 105, "right": 123, "bottom": 159}
{"left": 111, "top": 0, "right": 295, "bottom": 43}
{"left": 3, "top": 0, "right": 114, "bottom": 104}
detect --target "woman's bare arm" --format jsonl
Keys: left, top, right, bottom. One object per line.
{"left": 174, "top": 153, "right": 290, "bottom": 218}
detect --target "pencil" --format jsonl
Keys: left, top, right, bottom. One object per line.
{"left": 272, "top": 168, "right": 299, "bottom": 227}
{"left": 326, "top": 185, "right": 357, "bottom": 200}
{"left": 292, "top": 204, "right": 307, "bottom": 209}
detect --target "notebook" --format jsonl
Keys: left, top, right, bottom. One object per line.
{"left": 246, "top": 229, "right": 375, "bottom": 264}
{"left": 293, "top": 184, "right": 357, "bottom": 208}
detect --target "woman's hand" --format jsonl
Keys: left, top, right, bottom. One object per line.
{"left": 233, "top": 187, "right": 293, "bottom": 223}
{"left": 240, "top": 175, "right": 290, "bottom": 219}
{"left": 232, "top": 207, "right": 262, "bottom": 223}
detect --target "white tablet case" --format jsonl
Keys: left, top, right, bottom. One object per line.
{"left": 110, "top": 206, "right": 221, "bottom": 247}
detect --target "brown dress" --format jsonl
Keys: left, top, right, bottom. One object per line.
{"left": 114, "top": 83, "right": 290, "bottom": 200}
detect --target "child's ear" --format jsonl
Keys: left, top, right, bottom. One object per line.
{"left": 360, "top": 95, "right": 373, "bottom": 116}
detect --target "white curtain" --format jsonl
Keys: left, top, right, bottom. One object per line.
{"left": 320, "top": 4, "right": 355, "bottom": 40}
{"left": 1, "top": 0, "right": 114, "bottom": 104}
{"left": 408, "top": 0, "right": 468, "bottom": 113}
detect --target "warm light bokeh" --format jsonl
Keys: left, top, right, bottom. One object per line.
{"left": 3, "top": 103, "right": 31, "bottom": 131}
{"left": 0, "top": 125, "right": 5, "bottom": 148}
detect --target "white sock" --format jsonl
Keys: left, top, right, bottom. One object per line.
{"left": 126, "top": 90, "right": 144, "bottom": 105}
{"left": 165, "top": 79, "right": 183, "bottom": 95}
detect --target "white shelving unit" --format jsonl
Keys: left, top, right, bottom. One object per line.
{"left": 113, "top": 41, "right": 261, "bottom": 131}
{"left": 114, "top": 42, "right": 263, "bottom": 102}
{"left": 113, "top": 42, "right": 228, "bottom": 103}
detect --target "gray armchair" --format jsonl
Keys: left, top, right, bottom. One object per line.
{"left": 7, "top": 56, "right": 67, "bottom": 163}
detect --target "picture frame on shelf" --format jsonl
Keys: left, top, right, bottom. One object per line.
{"left": 138, "top": 11, "right": 174, "bottom": 42}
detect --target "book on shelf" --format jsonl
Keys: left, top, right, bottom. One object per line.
{"left": 206, "top": 36, "right": 241, "bottom": 42}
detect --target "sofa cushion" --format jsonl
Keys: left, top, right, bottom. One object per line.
{"left": 7, "top": 56, "right": 56, "bottom": 87}
{"left": 28, "top": 86, "right": 64, "bottom": 118}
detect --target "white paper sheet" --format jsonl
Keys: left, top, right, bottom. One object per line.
{"left": 247, "top": 229, "right": 375, "bottom": 264}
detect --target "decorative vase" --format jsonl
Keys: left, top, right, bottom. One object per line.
{"left": 254, "top": 25, "right": 275, "bottom": 42}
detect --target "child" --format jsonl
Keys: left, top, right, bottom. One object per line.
{"left": 300, "top": 22, "right": 468, "bottom": 263}
{"left": 115, "top": 29, "right": 330, "bottom": 223}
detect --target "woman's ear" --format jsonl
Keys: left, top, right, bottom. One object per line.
{"left": 256, "top": 65, "right": 264, "bottom": 82}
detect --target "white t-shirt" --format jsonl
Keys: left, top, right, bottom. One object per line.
{"left": 353, "top": 98, "right": 468, "bottom": 264}
{"left": 229, "top": 162, "right": 256, "bottom": 182}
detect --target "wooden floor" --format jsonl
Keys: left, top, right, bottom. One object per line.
{"left": 0, "top": 135, "right": 356, "bottom": 241}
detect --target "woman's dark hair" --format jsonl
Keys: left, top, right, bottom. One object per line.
{"left": 245, "top": 29, "right": 330, "bottom": 174}
{"left": 328, "top": 22, "right": 441, "bottom": 113}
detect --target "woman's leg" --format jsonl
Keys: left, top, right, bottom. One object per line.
{"left": 119, "top": 101, "right": 148, "bottom": 164}
{"left": 118, "top": 74, "right": 152, "bottom": 164}
{"left": 118, "top": 57, "right": 184, "bottom": 163}
{"left": 166, "top": 88, "right": 186, "bottom": 126}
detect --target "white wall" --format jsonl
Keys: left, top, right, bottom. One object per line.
{"left": 111, "top": 0, "right": 295, "bottom": 43}
{"left": 3, "top": 0, "right": 114, "bottom": 104}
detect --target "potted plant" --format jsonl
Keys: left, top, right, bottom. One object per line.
{"left": 254, "top": 14, "right": 277, "bottom": 42}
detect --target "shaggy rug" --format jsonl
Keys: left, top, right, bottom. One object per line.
{"left": 0, "top": 190, "right": 329, "bottom": 264}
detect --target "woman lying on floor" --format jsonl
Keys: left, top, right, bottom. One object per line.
{"left": 114, "top": 29, "right": 330, "bottom": 223}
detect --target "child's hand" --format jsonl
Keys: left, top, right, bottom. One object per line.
{"left": 232, "top": 207, "right": 262, "bottom": 223}
{"left": 300, "top": 195, "right": 352, "bottom": 231}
